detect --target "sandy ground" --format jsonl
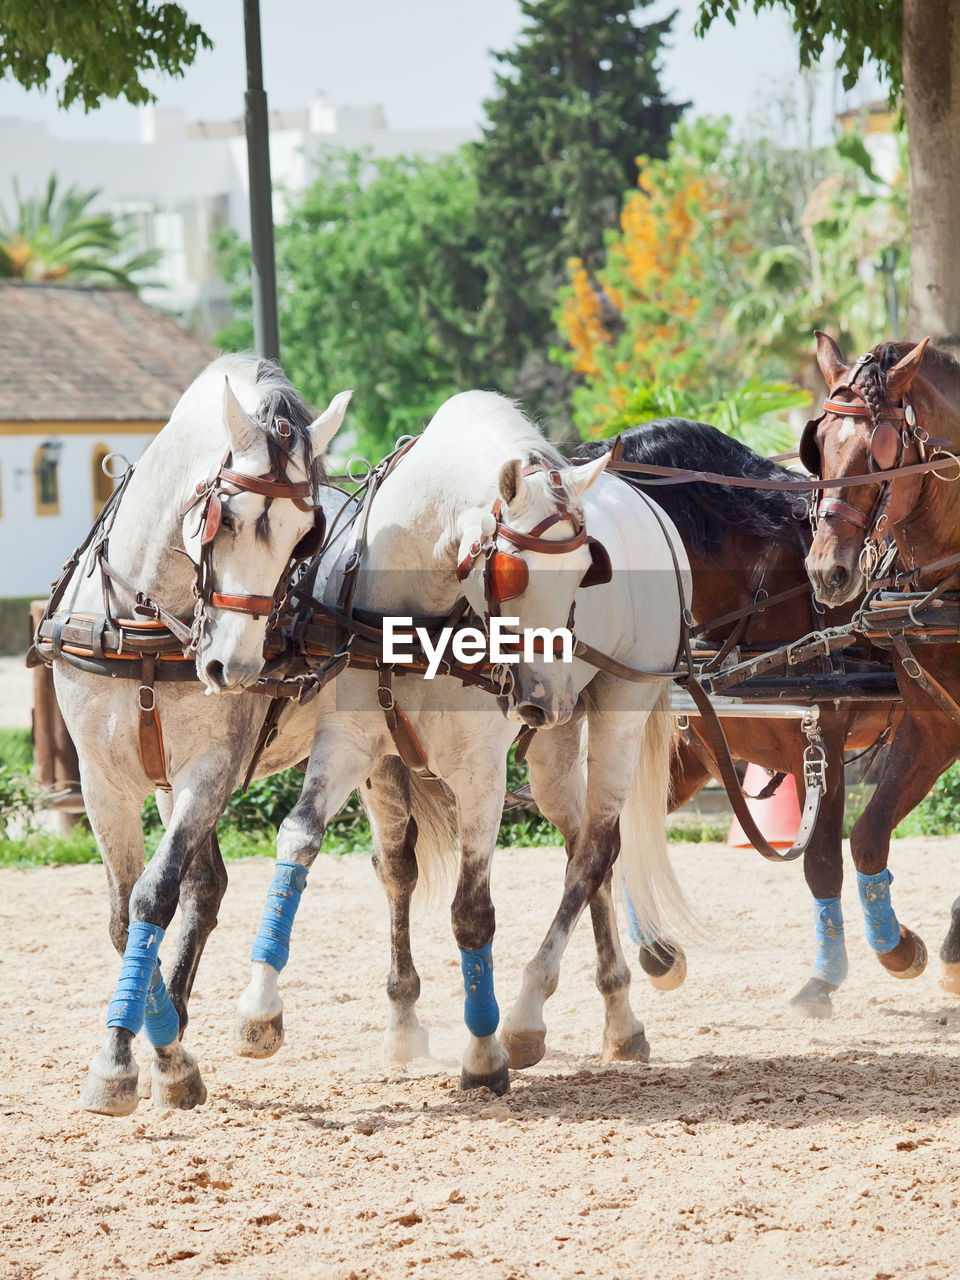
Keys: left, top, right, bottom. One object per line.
{"left": 2, "top": 835, "right": 960, "bottom": 1280}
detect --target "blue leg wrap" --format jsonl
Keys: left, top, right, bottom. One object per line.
{"left": 460, "top": 943, "right": 499, "bottom": 1039}
{"left": 250, "top": 861, "right": 308, "bottom": 971}
{"left": 623, "top": 886, "right": 654, "bottom": 948}
{"left": 812, "top": 896, "right": 848, "bottom": 986}
{"left": 143, "top": 964, "right": 181, "bottom": 1048}
{"left": 106, "top": 921, "right": 165, "bottom": 1036}
{"left": 857, "top": 868, "right": 900, "bottom": 953}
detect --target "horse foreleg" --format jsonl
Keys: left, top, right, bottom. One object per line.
{"left": 789, "top": 747, "right": 848, "bottom": 1019}
{"left": 513, "top": 720, "right": 649, "bottom": 1064}
{"left": 448, "top": 763, "right": 511, "bottom": 1096}
{"left": 364, "top": 758, "right": 430, "bottom": 1064}
{"left": 83, "top": 764, "right": 236, "bottom": 1117}
{"left": 851, "top": 708, "right": 957, "bottom": 980}
{"left": 234, "top": 725, "right": 379, "bottom": 1059}
{"left": 504, "top": 694, "right": 658, "bottom": 1070}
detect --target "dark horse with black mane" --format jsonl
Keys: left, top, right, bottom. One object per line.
{"left": 802, "top": 332, "right": 960, "bottom": 994}
{"left": 576, "top": 418, "right": 899, "bottom": 1016}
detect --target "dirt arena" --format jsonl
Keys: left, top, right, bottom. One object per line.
{"left": 2, "top": 833, "right": 960, "bottom": 1279}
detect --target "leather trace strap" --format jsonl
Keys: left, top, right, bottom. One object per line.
{"left": 891, "top": 636, "right": 960, "bottom": 726}
{"left": 137, "top": 655, "right": 171, "bottom": 790}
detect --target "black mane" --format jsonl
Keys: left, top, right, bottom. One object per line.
{"left": 572, "top": 417, "right": 808, "bottom": 561}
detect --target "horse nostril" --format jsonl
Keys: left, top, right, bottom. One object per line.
{"left": 205, "top": 659, "right": 227, "bottom": 688}
{"left": 829, "top": 565, "right": 849, "bottom": 592}
{"left": 517, "top": 702, "right": 548, "bottom": 727}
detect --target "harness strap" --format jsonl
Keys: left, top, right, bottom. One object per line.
{"left": 377, "top": 667, "right": 450, "bottom": 800}
{"left": 892, "top": 637, "right": 960, "bottom": 726}
{"left": 137, "top": 656, "right": 171, "bottom": 791}
{"left": 818, "top": 498, "right": 871, "bottom": 529}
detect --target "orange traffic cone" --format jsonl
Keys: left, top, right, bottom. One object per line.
{"left": 727, "top": 764, "right": 802, "bottom": 849}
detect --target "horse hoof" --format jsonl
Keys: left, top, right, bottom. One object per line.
{"left": 789, "top": 976, "right": 836, "bottom": 1019}
{"left": 648, "top": 952, "right": 687, "bottom": 992}
{"left": 151, "top": 1045, "right": 207, "bottom": 1111}
{"left": 384, "top": 1022, "right": 430, "bottom": 1066}
{"left": 939, "top": 961, "right": 960, "bottom": 994}
{"left": 879, "top": 927, "right": 927, "bottom": 980}
{"left": 500, "top": 1028, "right": 546, "bottom": 1070}
{"left": 460, "top": 1063, "right": 510, "bottom": 1095}
{"left": 602, "top": 1027, "right": 650, "bottom": 1063}
{"left": 81, "top": 1047, "right": 140, "bottom": 1117}
{"left": 234, "top": 1011, "right": 284, "bottom": 1059}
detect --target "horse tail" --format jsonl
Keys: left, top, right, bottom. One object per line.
{"left": 617, "top": 686, "right": 693, "bottom": 942}
{"left": 408, "top": 772, "right": 458, "bottom": 903}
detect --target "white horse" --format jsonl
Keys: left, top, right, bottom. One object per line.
{"left": 234, "top": 390, "right": 692, "bottom": 1093}
{"left": 44, "top": 354, "right": 367, "bottom": 1116}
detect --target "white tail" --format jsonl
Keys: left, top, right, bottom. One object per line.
{"left": 617, "top": 685, "right": 694, "bottom": 942}
{"left": 408, "top": 772, "right": 458, "bottom": 904}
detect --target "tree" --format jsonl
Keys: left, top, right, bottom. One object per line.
{"left": 473, "top": 0, "right": 686, "bottom": 410}
{"left": 0, "top": 174, "right": 161, "bottom": 287}
{"left": 217, "top": 149, "right": 490, "bottom": 458}
{"left": 0, "top": 0, "right": 211, "bottom": 109}
{"left": 554, "top": 117, "right": 808, "bottom": 451}
{"left": 696, "top": 0, "right": 960, "bottom": 355}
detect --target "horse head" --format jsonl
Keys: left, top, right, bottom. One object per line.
{"left": 456, "top": 453, "right": 608, "bottom": 728}
{"left": 182, "top": 376, "right": 352, "bottom": 692}
{"left": 804, "top": 331, "right": 931, "bottom": 606}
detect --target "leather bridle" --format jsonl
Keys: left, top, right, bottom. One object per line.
{"left": 455, "top": 463, "right": 610, "bottom": 604}
{"left": 179, "top": 422, "right": 323, "bottom": 649}
{"left": 800, "top": 353, "right": 947, "bottom": 580}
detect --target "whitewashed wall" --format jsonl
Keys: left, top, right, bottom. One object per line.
{"left": 0, "top": 430, "right": 156, "bottom": 598}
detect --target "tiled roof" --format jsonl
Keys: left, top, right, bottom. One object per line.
{"left": 0, "top": 282, "right": 217, "bottom": 421}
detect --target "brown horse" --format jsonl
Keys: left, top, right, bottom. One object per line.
{"left": 576, "top": 419, "right": 898, "bottom": 1016}
{"left": 802, "top": 332, "right": 960, "bottom": 992}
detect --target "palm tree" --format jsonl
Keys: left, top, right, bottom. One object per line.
{"left": 0, "top": 175, "right": 160, "bottom": 289}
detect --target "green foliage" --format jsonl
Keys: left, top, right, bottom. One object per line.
{"left": 0, "top": 824, "right": 101, "bottom": 868}
{"left": 694, "top": 1, "right": 901, "bottom": 96}
{"left": 900, "top": 762, "right": 960, "bottom": 837}
{"left": 0, "top": 0, "right": 212, "bottom": 110}
{"left": 0, "top": 174, "right": 161, "bottom": 288}
{"left": 216, "top": 148, "right": 489, "bottom": 459}
{"left": 580, "top": 376, "right": 810, "bottom": 454}
{"left": 0, "top": 765, "right": 37, "bottom": 837}
{"left": 473, "top": 0, "right": 685, "bottom": 402}
{"left": 0, "top": 727, "right": 32, "bottom": 773}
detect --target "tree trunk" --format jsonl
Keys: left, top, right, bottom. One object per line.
{"left": 903, "top": 0, "right": 960, "bottom": 356}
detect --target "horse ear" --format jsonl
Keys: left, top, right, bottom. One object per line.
{"left": 563, "top": 454, "right": 607, "bottom": 503}
{"left": 308, "top": 389, "right": 353, "bottom": 456}
{"left": 223, "top": 376, "right": 259, "bottom": 455}
{"left": 814, "top": 330, "right": 850, "bottom": 390}
{"left": 884, "top": 337, "right": 930, "bottom": 403}
{"left": 498, "top": 458, "right": 526, "bottom": 507}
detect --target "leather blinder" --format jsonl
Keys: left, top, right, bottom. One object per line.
{"left": 800, "top": 417, "right": 822, "bottom": 476}
{"left": 201, "top": 493, "right": 222, "bottom": 545}
{"left": 291, "top": 508, "right": 326, "bottom": 563}
{"left": 870, "top": 422, "right": 900, "bottom": 471}
{"left": 580, "top": 536, "right": 612, "bottom": 588}
{"left": 488, "top": 550, "right": 529, "bottom": 602}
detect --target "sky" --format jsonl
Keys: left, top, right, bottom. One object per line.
{"left": 0, "top": 0, "right": 887, "bottom": 145}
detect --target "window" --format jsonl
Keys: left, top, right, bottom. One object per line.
{"left": 92, "top": 444, "right": 116, "bottom": 516}
{"left": 34, "top": 442, "right": 61, "bottom": 516}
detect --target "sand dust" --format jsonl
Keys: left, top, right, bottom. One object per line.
{"left": 2, "top": 835, "right": 960, "bottom": 1279}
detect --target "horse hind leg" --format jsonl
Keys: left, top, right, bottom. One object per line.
{"left": 149, "top": 829, "right": 228, "bottom": 1110}
{"left": 366, "top": 759, "right": 430, "bottom": 1064}
{"left": 939, "top": 897, "right": 960, "bottom": 993}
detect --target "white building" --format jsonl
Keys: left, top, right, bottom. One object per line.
{"left": 0, "top": 98, "right": 474, "bottom": 337}
{"left": 0, "top": 282, "right": 215, "bottom": 601}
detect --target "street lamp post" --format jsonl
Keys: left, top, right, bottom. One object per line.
{"left": 243, "top": 0, "right": 281, "bottom": 362}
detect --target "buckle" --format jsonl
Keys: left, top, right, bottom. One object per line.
{"left": 138, "top": 685, "right": 156, "bottom": 712}
{"left": 377, "top": 683, "right": 395, "bottom": 711}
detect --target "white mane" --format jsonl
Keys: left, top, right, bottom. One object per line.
{"left": 421, "top": 390, "right": 564, "bottom": 468}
